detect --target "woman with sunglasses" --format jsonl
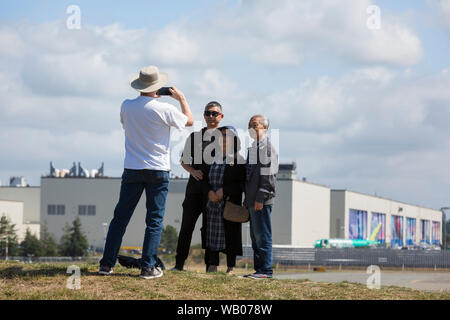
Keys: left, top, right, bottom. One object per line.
{"left": 200, "top": 126, "right": 246, "bottom": 275}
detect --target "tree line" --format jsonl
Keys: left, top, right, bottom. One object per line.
{"left": 0, "top": 215, "right": 179, "bottom": 257}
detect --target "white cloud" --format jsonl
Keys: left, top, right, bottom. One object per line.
{"left": 0, "top": 26, "right": 25, "bottom": 58}
{"left": 149, "top": 25, "right": 205, "bottom": 65}
{"left": 433, "top": 0, "right": 450, "bottom": 31}
{"left": 194, "top": 69, "right": 238, "bottom": 98}
{"left": 215, "top": 0, "right": 423, "bottom": 66}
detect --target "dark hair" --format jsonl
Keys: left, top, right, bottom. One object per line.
{"left": 204, "top": 101, "right": 222, "bottom": 112}
{"left": 220, "top": 126, "right": 241, "bottom": 155}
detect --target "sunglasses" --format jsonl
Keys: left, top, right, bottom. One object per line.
{"left": 204, "top": 111, "right": 222, "bottom": 117}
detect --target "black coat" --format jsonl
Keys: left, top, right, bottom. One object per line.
{"left": 200, "top": 156, "right": 246, "bottom": 256}
{"left": 181, "top": 127, "right": 219, "bottom": 194}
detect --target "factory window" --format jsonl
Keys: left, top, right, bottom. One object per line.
{"left": 79, "top": 205, "right": 96, "bottom": 216}
{"left": 405, "top": 218, "right": 416, "bottom": 246}
{"left": 420, "top": 219, "right": 430, "bottom": 245}
{"left": 48, "top": 205, "right": 56, "bottom": 215}
{"left": 48, "top": 205, "right": 65, "bottom": 215}
{"left": 432, "top": 222, "right": 441, "bottom": 246}
{"left": 78, "top": 205, "right": 87, "bottom": 216}
{"left": 87, "top": 205, "right": 96, "bottom": 216}
{"left": 349, "top": 209, "right": 367, "bottom": 240}
{"left": 57, "top": 205, "right": 65, "bottom": 215}
{"left": 391, "top": 215, "right": 403, "bottom": 248}
{"left": 370, "top": 212, "right": 386, "bottom": 243}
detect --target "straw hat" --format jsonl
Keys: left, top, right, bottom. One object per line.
{"left": 130, "top": 66, "right": 168, "bottom": 93}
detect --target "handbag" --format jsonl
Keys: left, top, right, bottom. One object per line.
{"left": 223, "top": 199, "right": 249, "bottom": 223}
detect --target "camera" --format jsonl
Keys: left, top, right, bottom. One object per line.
{"left": 156, "top": 87, "right": 173, "bottom": 96}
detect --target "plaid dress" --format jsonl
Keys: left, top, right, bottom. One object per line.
{"left": 205, "top": 161, "right": 226, "bottom": 251}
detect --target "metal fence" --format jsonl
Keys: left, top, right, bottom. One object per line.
{"left": 0, "top": 256, "right": 100, "bottom": 263}
{"left": 241, "top": 246, "right": 450, "bottom": 269}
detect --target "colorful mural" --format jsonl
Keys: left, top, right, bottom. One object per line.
{"left": 349, "top": 209, "right": 367, "bottom": 240}
{"left": 405, "top": 217, "right": 416, "bottom": 246}
{"left": 432, "top": 221, "right": 441, "bottom": 246}
{"left": 420, "top": 219, "right": 430, "bottom": 245}
{"left": 391, "top": 215, "right": 403, "bottom": 247}
{"left": 371, "top": 212, "right": 386, "bottom": 243}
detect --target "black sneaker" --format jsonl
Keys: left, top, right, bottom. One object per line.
{"left": 98, "top": 265, "right": 113, "bottom": 275}
{"left": 140, "top": 266, "right": 163, "bottom": 279}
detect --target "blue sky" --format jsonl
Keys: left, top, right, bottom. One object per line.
{"left": 0, "top": 0, "right": 218, "bottom": 27}
{"left": 1, "top": 0, "right": 450, "bottom": 210}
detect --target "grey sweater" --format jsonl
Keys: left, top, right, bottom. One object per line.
{"left": 245, "top": 137, "right": 279, "bottom": 208}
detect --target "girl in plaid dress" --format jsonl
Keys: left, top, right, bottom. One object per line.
{"left": 201, "top": 126, "right": 246, "bottom": 274}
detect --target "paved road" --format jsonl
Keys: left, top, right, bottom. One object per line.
{"left": 275, "top": 271, "right": 450, "bottom": 292}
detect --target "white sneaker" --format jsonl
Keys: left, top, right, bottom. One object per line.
{"left": 140, "top": 266, "right": 163, "bottom": 279}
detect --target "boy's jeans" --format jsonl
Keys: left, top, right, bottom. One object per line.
{"left": 100, "top": 169, "right": 169, "bottom": 269}
{"left": 249, "top": 205, "right": 273, "bottom": 275}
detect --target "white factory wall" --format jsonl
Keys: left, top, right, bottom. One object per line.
{"left": 41, "top": 177, "right": 333, "bottom": 250}
{"left": 331, "top": 190, "right": 442, "bottom": 246}
{"left": 0, "top": 200, "right": 24, "bottom": 234}
{"left": 39, "top": 178, "right": 445, "bottom": 250}
{"left": 0, "top": 187, "right": 40, "bottom": 222}
{"left": 40, "top": 178, "right": 193, "bottom": 249}
{"left": 291, "top": 180, "right": 331, "bottom": 247}
{"left": 270, "top": 180, "right": 293, "bottom": 245}
{"left": 0, "top": 200, "right": 39, "bottom": 241}
{"left": 19, "top": 223, "right": 41, "bottom": 240}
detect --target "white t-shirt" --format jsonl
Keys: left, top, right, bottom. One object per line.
{"left": 120, "top": 96, "right": 188, "bottom": 171}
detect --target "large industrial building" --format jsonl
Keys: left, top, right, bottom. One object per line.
{"left": 330, "top": 190, "right": 442, "bottom": 248}
{"left": 0, "top": 200, "right": 40, "bottom": 241}
{"left": 0, "top": 184, "right": 41, "bottom": 223}
{"left": 0, "top": 183, "right": 41, "bottom": 241}
{"left": 39, "top": 163, "right": 331, "bottom": 249}
{"left": 1, "top": 162, "right": 444, "bottom": 250}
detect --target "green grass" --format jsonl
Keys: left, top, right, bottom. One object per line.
{"left": 0, "top": 261, "right": 449, "bottom": 300}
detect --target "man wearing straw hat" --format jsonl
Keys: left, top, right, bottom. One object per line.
{"left": 99, "top": 66, "right": 194, "bottom": 279}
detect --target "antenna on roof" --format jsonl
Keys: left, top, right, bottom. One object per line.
{"left": 78, "top": 162, "right": 90, "bottom": 178}
{"left": 50, "top": 162, "right": 56, "bottom": 177}
{"left": 97, "top": 162, "right": 104, "bottom": 177}
{"left": 69, "top": 162, "right": 77, "bottom": 177}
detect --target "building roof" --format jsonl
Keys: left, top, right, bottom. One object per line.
{"left": 331, "top": 189, "right": 441, "bottom": 212}
{"left": 279, "top": 162, "right": 297, "bottom": 171}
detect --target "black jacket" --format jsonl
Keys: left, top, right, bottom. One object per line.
{"left": 200, "top": 155, "right": 246, "bottom": 256}
{"left": 181, "top": 127, "right": 219, "bottom": 194}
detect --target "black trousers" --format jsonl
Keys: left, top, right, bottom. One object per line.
{"left": 175, "top": 192, "right": 207, "bottom": 268}
{"left": 205, "top": 248, "right": 236, "bottom": 268}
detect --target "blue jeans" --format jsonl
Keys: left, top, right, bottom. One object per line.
{"left": 249, "top": 205, "right": 273, "bottom": 275}
{"left": 100, "top": 169, "right": 169, "bottom": 269}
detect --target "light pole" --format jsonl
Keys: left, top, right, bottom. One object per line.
{"left": 440, "top": 207, "right": 449, "bottom": 250}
